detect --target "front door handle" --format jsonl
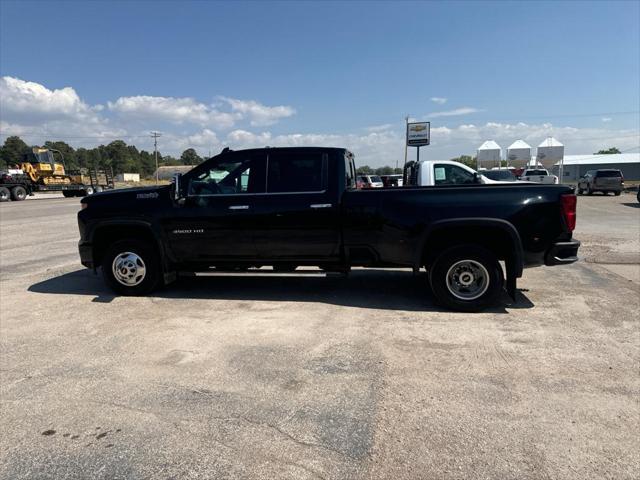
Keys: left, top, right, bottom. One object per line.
{"left": 310, "top": 203, "right": 332, "bottom": 209}
{"left": 228, "top": 205, "right": 250, "bottom": 210}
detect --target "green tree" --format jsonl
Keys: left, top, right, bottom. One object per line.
{"left": 180, "top": 148, "right": 202, "bottom": 165}
{"left": 595, "top": 147, "right": 621, "bottom": 154}
{"left": 0, "top": 136, "right": 31, "bottom": 167}
{"left": 450, "top": 155, "right": 477, "bottom": 169}
{"left": 356, "top": 165, "right": 373, "bottom": 174}
{"left": 374, "top": 166, "right": 394, "bottom": 175}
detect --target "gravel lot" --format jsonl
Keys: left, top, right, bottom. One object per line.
{"left": 1, "top": 192, "right": 638, "bottom": 479}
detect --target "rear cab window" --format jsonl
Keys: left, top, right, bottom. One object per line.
{"left": 595, "top": 170, "right": 622, "bottom": 178}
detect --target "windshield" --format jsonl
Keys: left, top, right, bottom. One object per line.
{"left": 369, "top": 175, "right": 382, "bottom": 183}
{"left": 483, "top": 170, "right": 516, "bottom": 181}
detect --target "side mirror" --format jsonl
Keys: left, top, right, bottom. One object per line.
{"left": 474, "top": 172, "right": 482, "bottom": 184}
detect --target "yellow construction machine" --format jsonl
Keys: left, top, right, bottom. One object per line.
{"left": 19, "top": 147, "right": 78, "bottom": 185}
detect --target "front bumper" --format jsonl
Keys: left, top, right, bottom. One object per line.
{"left": 545, "top": 239, "right": 580, "bottom": 266}
{"left": 79, "top": 241, "right": 94, "bottom": 269}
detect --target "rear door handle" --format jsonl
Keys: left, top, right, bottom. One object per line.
{"left": 228, "top": 205, "right": 250, "bottom": 210}
{"left": 310, "top": 203, "right": 332, "bottom": 209}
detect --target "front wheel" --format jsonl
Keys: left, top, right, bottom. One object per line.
{"left": 0, "top": 187, "right": 10, "bottom": 202}
{"left": 614, "top": 191, "right": 621, "bottom": 196}
{"left": 429, "top": 245, "right": 504, "bottom": 312}
{"left": 101, "top": 239, "right": 161, "bottom": 296}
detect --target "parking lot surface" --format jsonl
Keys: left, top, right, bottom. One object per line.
{"left": 1, "top": 192, "right": 638, "bottom": 479}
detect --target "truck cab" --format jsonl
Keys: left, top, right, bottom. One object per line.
{"left": 404, "top": 160, "right": 493, "bottom": 186}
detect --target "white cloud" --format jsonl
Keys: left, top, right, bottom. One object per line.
{"left": 0, "top": 76, "right": 103, "bottom": 123}
{"left": 107, "top": 95, "right": 295, "bottom": 129}
{"left": 2, "top": 77, "right": 638, "bottom": 166}
{"left": 366, "top": 124, "right": 394, "bottom": 132}
{"left": 427, "top": 107, "right": 481, "bottom": 118}
{"left": 430, "top": 97, "right": 448, "bottom": 105}
{"left": 601, "top": 117, "right": 612, "bottom": 122}
{"left": 108, "top": 95, "right": 238, "bottom": 129}
{"left": 220, "top": 97, "right": 295, "bottom": 126}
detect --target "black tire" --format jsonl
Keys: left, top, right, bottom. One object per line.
{"left": 429, "top": 245, "right": 504, "bottom": 312}
{"left": 10, "top": 185, "right": 27, "bottom": 201}
{"left": 62, "top": 191, "right": 75, "bottom": 198}
{"left": 273, "top": 264, "right": 298, "bottom": 272}
{"left": 101, "top": 239, "right": 161, "bottom": 296}
{"left": 0, "top": 187, "right": 10, "bottom": 202}
{"left": 614, "top": 191, "right": 621, "bottom": 196}
{"left": 577, "top": 187, "right": 584, "bottom": 195}
{"left": 586, "top": 185, "right": 593, "bottom": 195}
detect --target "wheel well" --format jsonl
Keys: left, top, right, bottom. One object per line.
{"left": 422, "top": 226, "right": 517, "bottom": 269}
{"left": 93, "top": 225, "right": 158, "bottom": 267}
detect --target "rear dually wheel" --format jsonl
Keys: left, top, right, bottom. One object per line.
{"left": 429, "top": 245, "right": 504, "bottom": 312}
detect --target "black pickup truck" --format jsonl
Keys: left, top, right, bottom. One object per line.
{"left": 77, "top": 147, "right": 579, "bottom": 311}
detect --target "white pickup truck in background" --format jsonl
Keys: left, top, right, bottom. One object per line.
{"left": 520, "top": 168, "right": 558, "bottom": 184}
{"left": 404, "top": 160, "right": 510, "bottom": 186}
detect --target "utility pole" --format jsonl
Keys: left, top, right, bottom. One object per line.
{"left": 403, "top": 115, "right": 409, "bottom": 171}
{"left": 151, "top": 131, "right": 162, "bottom": 184}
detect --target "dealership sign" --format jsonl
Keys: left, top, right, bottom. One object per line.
{"left": 406, "top": 122, "right": 430, "bottom": 146}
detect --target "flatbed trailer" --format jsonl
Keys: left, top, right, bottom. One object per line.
{"left": 0, "top": 168, "right": 115, "bottom": 202}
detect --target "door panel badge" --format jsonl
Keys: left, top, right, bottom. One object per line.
{"left": 172, "top": 228, "right": 204, "bottom": 235}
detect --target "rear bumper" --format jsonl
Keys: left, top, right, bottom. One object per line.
{"left": 79, "top": 241, "right": 94, "bottom": 269}
{"left": 545, "top": 239, "right": 580, "bottom": 266}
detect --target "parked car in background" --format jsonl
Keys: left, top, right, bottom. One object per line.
{"left": 577, "top": 169, "right": 623, "bottom": 196}
{"left": 380, "top": 174, "right": 403, "bottom": 187}
{"left": 357, "top": 174, "right": 383, "bottom": 188}
{"left": 520, "top": 168, "right": 558, "bottom": 184}
{"left": 481, "top": 170, "right": 518, "bottom": 182}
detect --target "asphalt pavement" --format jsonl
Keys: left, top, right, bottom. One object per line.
{"left": 0, "top": 191, "right": 638, "bottom": 479}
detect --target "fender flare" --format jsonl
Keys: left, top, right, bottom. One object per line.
{"left": 89, "top": 219, "right": 172, "bottom": 274}
{"left": 414, "top": 218, "right": 524, "bottom": 297}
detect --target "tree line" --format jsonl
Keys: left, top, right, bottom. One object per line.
{"left": 2, "top": 135, "right": 621, "bottom": 178}
{"left": 0, "top": 136, "right": 203, "bottom": 177}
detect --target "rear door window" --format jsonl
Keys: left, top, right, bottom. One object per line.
{"left": 267, "top": 151, "right": 326, "bottom": 193}
{"left": 433, "top": 164, "right": 476, "bottom": 185}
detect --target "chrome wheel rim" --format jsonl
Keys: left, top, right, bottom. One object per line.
{"left": 112, "top": 251, "right": 146, "bottom": 286}
{"left": 446, "top": 259, "right": 490, "bottom": 301}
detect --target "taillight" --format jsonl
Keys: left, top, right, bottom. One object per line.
{"left": 81, "top": 202, "right": 88, "bottom": 210}
{"left": 561, "top": 194, "right": 576, "bottom": 232}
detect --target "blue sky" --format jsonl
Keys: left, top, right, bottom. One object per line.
{"left": 1, "top": 0, "right": 638, "bottom": 165}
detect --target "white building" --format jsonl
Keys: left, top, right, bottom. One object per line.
{"left": 551, "top": 153, "right": 640, "bottom": 181}
{"left": 477, "top": 140, "right": 502, "bottom": 169}
{"left": 115, "top": 173, "right": 140, "bottom": 182}
{"left": 506, "top": 140, "right": 532, "bottom": 169}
